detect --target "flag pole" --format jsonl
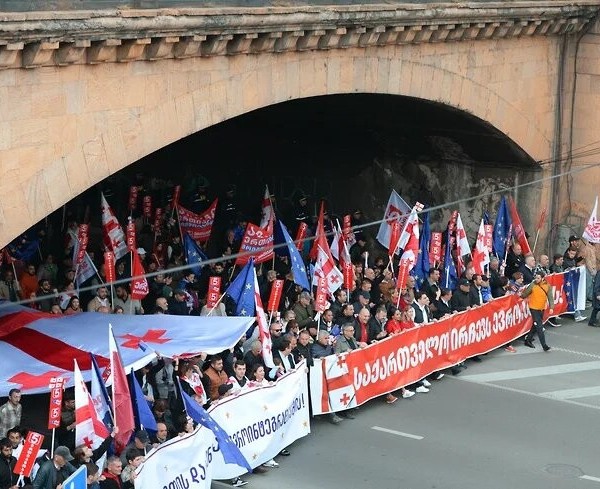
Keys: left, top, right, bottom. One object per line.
{"left": 50, "top": 428, "right": 55, "bottom": 458}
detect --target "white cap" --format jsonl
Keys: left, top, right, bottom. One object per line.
{"left": 137, "top": 248, "right": 147, "bottom": 255}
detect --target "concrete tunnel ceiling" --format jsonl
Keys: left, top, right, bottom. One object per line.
{"left": 122, "top": 93, "right": 538, "bottom": 195}
{"left": 28, "top": 93, "right": 542, "bottom": 245}
{"left": 130, "top": 92, "right": 537, "bottom": 177}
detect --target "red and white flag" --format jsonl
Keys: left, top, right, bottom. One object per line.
{"left": 309, "top": 202, "right": 327, "bottom": 262}
{"left": 74, "top": 359, "right": 110, "bottom": 451}
{"left": 396, "top": 208, "right": 420, "bottom": 291}
{"left": 330, "top": 224, "right": 343, "bottom": 261}
{"left": 130, "top": 251, "right": 149, "bottom": 300}
{"left": 376, "top": 190, "right": 411, "bottom": 254}
{"left": 47, "top": 376, "right": 64, "bottom": 430}
{"left": 316, "top": 355, "right": 356, "bottom": 413}
{"left": 583, "top": 196, "right": 600, "bottom": 243}
{"left": 342, "top": 215, "right": 356, "bottom": 249}
{"left": 267, "top": 279, "right": 284, "bottom": 313}
{"left": 388, "top": 220, "right": 401, "bottom": 258}
{"left": 314, "top": 277, "right": 329, "bottom": 313}
{"left": 471, "top": 219, "right": 490, "bottom": 275}
{"left": 260, "top": 185, "right": 274, "bottom": 229}
{"left": 455, "top": 213, "right": 471, "bottom": 258}
{"left": 176, "top": 199, "right": 218, "bottom": 243}
{"left": 101, "top": 193, "right": 128, "bottom": 260}
{"left": 108, "top": 325, "right": 134, "bottom": 454}
{"left": 253, "top": 270, "right": 275, "bottom": 368}
{"left": 313, "top": 234, "right": 344, "bottom": 295}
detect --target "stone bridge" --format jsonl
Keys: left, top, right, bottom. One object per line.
{"left": 1, "top": 1, "right": 599, "bottom": 248}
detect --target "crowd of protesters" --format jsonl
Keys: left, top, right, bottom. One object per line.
{"left": 0, "top": 175, "right": 599, "bottom": 489}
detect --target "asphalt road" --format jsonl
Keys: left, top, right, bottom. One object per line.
{"left": 214, "top": 311, "right": 600, "bottom": 489}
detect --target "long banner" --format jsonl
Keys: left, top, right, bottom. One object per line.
{"left": 310, "top": 294, "right": 531, "bottom": 415}
{"left": 310, "top": 268, "right": 587, "bottom": 415}
{"left": 135, "top": 424, "right": 217, "bottom": 489}
{"left": 209, "top": 361, "right": 310, "bottom": 479}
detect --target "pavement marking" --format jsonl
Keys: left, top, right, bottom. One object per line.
{"left": 459, "top": 361, "right": 600, "bottom": 383}
{"left": 551, "top": 347, "right": 600, "bottom": 360}
{"left": 580, "top": 475, "right": 600, "bottom": 483}
{"left": 449, "top": 375, "right": 600, "bottom": 411}
{"left": 540, "top": 386, "right": 600, "bottom": 400}
{"left": 371, "top": 426, "right": 423, "bottom": 440}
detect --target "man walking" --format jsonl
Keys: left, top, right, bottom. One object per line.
{"left": 521, "top": 271, "right": 553, "bottom": 351}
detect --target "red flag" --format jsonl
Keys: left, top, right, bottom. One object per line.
{"left": 104, "top": 251, "right": 115, "bottom": 283}
{"left": 13, "top": 432, "right": 44, "bottom": 478}
{"left": 507, "top": 197, "right": 532, "bottom": 254}
{"left": 429, "top": 232, "right": 443, "bottom": 266}
{"left": 236, "top": 218, "right": 274, "bottom": 266}
{"left": 143, "top": 196, "right": 152, "bottom": 219}
{"left": 101, "top": 193, "right": 128, "bottom": 259}
{"left": 536, "top": 208, "right": 547, "bottom": 232}
{"left": 130, "top": 251, "right": 149, "bottom": 300}
{"left": 75, "top": 224, "right": 89, "bottom": 268}
{"left": 313, "top": 235, "right": 344, "bottom": 295}
{"left": 314, "top": 277, "right": 329, "bottom": 313}
{"left": 176, "top": 200, "right": 218, "bottom": 243}
{"left": 126, "top": 220, "right": 136, "bottom": 252}
{"left": 342, "top": 215, "right": 356, "bottom": 248}
{"left": 295, "top": 222, "right": 308, "bottom": 251}
{"left": 267, "top": 279, "right": 284, "bottom": 313}
{"left": 172, "top": 185, "right": 181, "bottom": 206}
{"left": 108, "top": 325, "right": 134, "bottom": 454}
{"left": 128, "top": 186, "right": 138, "bottom": 211}
{"left": 47, "top": 376, "right": 64, "bottom": 430}
{"left": 309, "top": 202, "right": 326, "bottom": 261}
{"left": 484, "top": 224, "right": 493, "bottom": 253}
{"left": 388, "top": 221, "right": 401, "bottom": 258}
{"left": 206, "top": 276, "right": 222, "bottom": 309}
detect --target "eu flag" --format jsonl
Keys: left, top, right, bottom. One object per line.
{"left": 128, "top": 369, "right": 158, "bottom": 432}
{"left": 441, "top": 231, "right": 458, "bottom": 290}
{"left": 179, "top": 380, "right": 252, "bottom": 472}
{"left": 564, "top": 267, "right": 581, "bottom": 312}
{"left": 274, "top": 220, "right": 310, "bottom": 291}
{"left": 225, "top": 258, "right": 255, "bottom": 317}
{"left": 493, "top": 197, "right": 512, "bottom": 260}
{"left": 184, "top": 233, "right": 208, "bottom": 277}
{"left": 413, "top": 211, "right": 431, "bottom": 288}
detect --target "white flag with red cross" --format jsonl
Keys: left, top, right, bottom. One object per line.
{"left": 101, "top": 193, "right": 128, "bottom": 260}
{"left": 311, "top": 355, "right": 357, "bottom": 415}
{"left": 74, "top": 359, "right": 110, "bottom": 451}
{"left": 253, "top": 269, "right": 276, "bottom": 368}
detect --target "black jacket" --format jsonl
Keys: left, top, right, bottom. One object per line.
{"left": 433, "top": 299, "right": 453, "bottom": 319}
{"left": 0, "top": 455, "right": 18, "bottom": 489}
{"left": 411, "top": 304, "right": 431, "bottom": 324}
{"left": 450, "top": 289, "right": 471, "bottom": 312}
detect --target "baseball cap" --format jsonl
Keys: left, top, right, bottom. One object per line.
{"left": 568, "top": 235, "right": 580, "bottom": 242}
{"left": 55, "top": 446, "right": 74, "bottom": 461}
{"left": 459, "top": 278, "right": 471, "bottom": 286}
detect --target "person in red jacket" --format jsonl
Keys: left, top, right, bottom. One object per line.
{"left": 100, "top": 456, "right": 123, "bottom": 489}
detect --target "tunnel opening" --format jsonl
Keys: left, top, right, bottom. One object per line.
{"left": 19, "top": 93, "right": 540, "bottom": 259}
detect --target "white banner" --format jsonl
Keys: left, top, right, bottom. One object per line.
{"left": 209, "top": 361, "right": 311, "bottom": 480}
{"left": 135, "top": 426, "right": 217, "bottom": 489}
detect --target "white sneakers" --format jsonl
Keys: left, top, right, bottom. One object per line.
{"left": 416, "top": 386, "right": 430, "bottom": 393}
{"left": 263, "top": 459, "right": 279, "bottom": 468}
{"left": 402, "top": 389, "right": 415, "bottom": 398}
{"left": 421, "top": 379, "right": 432, "bottom": 387}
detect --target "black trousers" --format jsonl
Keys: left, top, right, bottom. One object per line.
{"left": 526, "top": 308, "right": 548, "bottom": 348}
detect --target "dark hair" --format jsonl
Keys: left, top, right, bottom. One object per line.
{"left": 250, "top": 363, "right": 265, "bottom": 380}
{"left": 125, "top": 448, "right": 144, "bottom": 462}
{"left": 0, "top": 438, "right": 11, "bottom": 449}
{"left": 278, "top": 338, "right": 292, "bottom": 351}
{"left": 415, "top": 291, "right": 428, "bottom": 301}
{"left": 8, "top": 389, "right": 20, "bottom": 397}
{"left": 233, "top": 360, "right": 246, "bottom": 368}
{"left": 553, "top": 253, "right": 563, "bottom": 261}
{"left": 429, "top": 268, "right": 440, "bottom": 276}
{"left": 285, "top": 320, "right": 299, "bottom": 333}
{"left": 85, "top": 462, "right": 99, "bottom": 476}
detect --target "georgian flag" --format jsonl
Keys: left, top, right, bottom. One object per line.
{"left": 376, "top": 190, "right": 412, "bottom": 254}
{"left": 455, "top": 213, "right": 471, "bottom": 257}
{"left": 253, "top": 269, "right": 275, "bottom": 368}
{"left": 471, "top": 219, "right": 490, "bottom": 275}
{"left": 583, "top": 196, "right": 600, "bottom": 243}
{"left": 313, "top": 239, "right": 344, "bottom": 295}
{"left": 313, "top": 355, "right": 357, "bottom": 414}
{"left": 260, "top": 185, "right": 274, "bottom": 229}
{"left": 101, "top": 193, "right": 128, "bottom": 260}
{"left": 396, "top": 208, "right": 420, "bottom": 291}
{"left": 74, "top": 359, "right": 110, "bottom": 451}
